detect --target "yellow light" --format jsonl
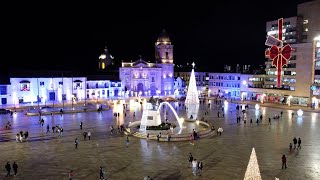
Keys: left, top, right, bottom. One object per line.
{"left": 101, "top": 62, "right": 105, "bottom": 69}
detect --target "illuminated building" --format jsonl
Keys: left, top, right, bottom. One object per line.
{"left": 0, "top": 75, "right": 122, "bottom": 106}
{"left": 119, "top": 29, "right": 174, "bottom": 96}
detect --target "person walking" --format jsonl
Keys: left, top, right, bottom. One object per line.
{"left": 5, "top": 162, "right": 11, "bottom": 177}
{"left": 125, "top": 136, "right": 129, "bottom": 147}
{"left": 282, "top": 155, "right": 287, "bottom": 169}
{"left": 192, "top": 159, "right": 198, "bottom": 176}
{"left": 188, "top": 153, "right": 193, "bottom": 167}
{"left": 268, "top": 118, "right": 271, "bottom": 125}
{"left": 146, "top": 133, "right": 149, "bottom": 141}
{"left": 99, "top": 167, "right": 105, "bottom": 180}
{"left": 250, "top": 118, "right": 253, "bottom": 125}
{"left": 69, "top": 170, "right": 74, "bottom": 180}
{"left": 83, "top": 131, "right": 87, "bottom": 140}
{"left": 289, "top": 143, "right": 293, "bottom": 152}
{"left": 46, "top": 124, "right": 50, "bottom": 133}
{"left": 74, "top": 138, "right": 78, "bottom": 149}
{"left": 88, "top": 131, "right": 91, "bottom": 140}
{"left": 298, "top": 138, "right": 301, "bottom": 149}
{"left": 12, "top": 162, "right": 18, "bottom": 176}
{"left": 80, "top": 122, "right": 83, "bottom": 130}
{"left": 198, "top": 161, "right": 203, "bottom": 176}
{"left": 293, "top": 137, "right": 297, "bottom": 149}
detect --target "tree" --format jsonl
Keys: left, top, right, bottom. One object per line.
{"left": 244, "top": 148, "right": 262, "bottom": 180}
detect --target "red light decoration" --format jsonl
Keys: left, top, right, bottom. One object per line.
{"left": 265, "top": 18, "right": 293, "bottom": 88}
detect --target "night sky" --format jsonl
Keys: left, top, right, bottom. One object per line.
{"left": 3, "top": 0, "right": 311, "bottom": 75}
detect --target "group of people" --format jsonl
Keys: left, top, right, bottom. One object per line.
{"left": 16, "top": 131, "right": 29, "bottom": 142}
{"left": 5, "top": 162, "right": 18, "bottom": 177}
{"left": 289, "top": 137, "right": 302, "bottom": 151}
{"left": 188, "top": 153, "right": 203, "bottom": 176}
{"left": 47, "top": 124, "right": 64, "bottom": 136}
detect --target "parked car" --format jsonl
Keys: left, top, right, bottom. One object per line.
{"left": 0, "top": 108, "right": 11, "bottom": 114}
{"left": 40, "top": 106, "right": 52, "bottom": 110}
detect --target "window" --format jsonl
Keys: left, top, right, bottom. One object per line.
{"left": 102, "top": 90, "right": 105, "bottom": 95}
{"left": 287, "top": 63, "right": 296, "bottom": 68}
{"left": 238, "top": 77, "right": 240, "bottom": 80}
{"left": 59, "top": 82, "right": 63, "bottom": 86}
{"left": 284, "top": 71, "right": 291, "bottom": 75}
{"left": 20, "top": 83, "right": 30, "bottom": 91}
{"left": 0, "top": 86, "right": 7, "bottom": 95}
{"left": 104, "top": 83, "right": 108, "bottom": 88}
{"left": 290, "top": 86, "right": 295, "bottom": 91}
{"left": 317, "top": 49, "right": 320, "bottom": 58}
{"left": 96, "top": 83, "right": 98, "bottom": 88}
{"left": 165, "top": 52, "right": 169, "bottom": 59}
{"left": 317, "top": 42, "right": 320, "bottom": 48}
{"left": 315, "top": 61, "right": 320, "bottom": 67}
{"left": 291, "top": 71, "right": 296, "bottom": 76}
{"left": 40, "top": 82, "right": 44, "bottom": 86}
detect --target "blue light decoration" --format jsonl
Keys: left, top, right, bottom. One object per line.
{"left": 311, "top": 85, "right": 316, "bottom": 91}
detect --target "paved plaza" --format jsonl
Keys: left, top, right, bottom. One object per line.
{"left": 0, "top": 100, "right": 320, "bottom": 179}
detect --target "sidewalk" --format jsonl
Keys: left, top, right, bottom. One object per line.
{"left": 227, "top": 99, "right": 319, "bottom": 113}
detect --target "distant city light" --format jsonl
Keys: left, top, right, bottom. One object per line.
{"left": 242, "top": 80, "right": 247, "bottom": 85}
{"left": 297, "top": 109, "right": 303, "bottom": 116}
{"left": 224, "top": 100, "right": 228, "bottom": 106}
{"left": 255, "top": 104, "right": 260, "bottom": 110}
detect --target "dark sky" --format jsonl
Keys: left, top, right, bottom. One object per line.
{"left": 3, "top": 0, "right": 311, "bottom": 74}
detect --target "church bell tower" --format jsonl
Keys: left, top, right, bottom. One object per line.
{"left": 155, "top": 29, "right": 173, "bottom": 64}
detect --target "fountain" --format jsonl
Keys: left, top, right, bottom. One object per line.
{"left": 140, "top": 102, "right": 184, "bottom": 132}
{"left": 126, "top": 97, "right": 212, "bottom": 141}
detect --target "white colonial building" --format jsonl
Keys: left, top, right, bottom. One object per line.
{"left": 119, "top": 30, "right": 174, "bottom": 97}
{"left": 174, "top": 77, "right": 186, "bottom": 96}
{"left": 0, "top": 75, "right": 123, "bottom": 106}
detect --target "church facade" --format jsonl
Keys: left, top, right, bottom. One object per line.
{"left": 119, "top": 30, "right": 174, "bottom": 97}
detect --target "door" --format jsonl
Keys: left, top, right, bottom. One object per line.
{"left": 1, "top": 98, "right": 7, "bottom": 105}
{"left": 137, "top": 83, "right": 144, "bottom": 93}
{"left": 150, "top": 84, "right": 156, "bottom": 96}
{"left": 49, "top": 92, "right": 55, "bottom": 101}
{"left": 114, "top": 89, "right": 119, "bottom": 97}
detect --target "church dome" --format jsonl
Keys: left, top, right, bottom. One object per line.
{"left": 156, "top": 29, "right": 171, "bottom": 45}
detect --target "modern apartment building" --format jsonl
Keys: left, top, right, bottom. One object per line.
{"left": 241, "top": 0, "right": 320, "bottom": 106}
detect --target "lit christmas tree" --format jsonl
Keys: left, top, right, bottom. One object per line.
{"left": 185, "top": 62, "right": 199, "bottom": 104}
{"left": 244, "top": 148, "right": 262, "bottom": 180}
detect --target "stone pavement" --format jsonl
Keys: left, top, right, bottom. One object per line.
{"left": 0, "top": 101, "right": 319, "bottom": 179}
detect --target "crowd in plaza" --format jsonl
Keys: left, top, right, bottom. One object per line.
{"left": 0, "top": 96, "right": 309, "bottom": 179}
